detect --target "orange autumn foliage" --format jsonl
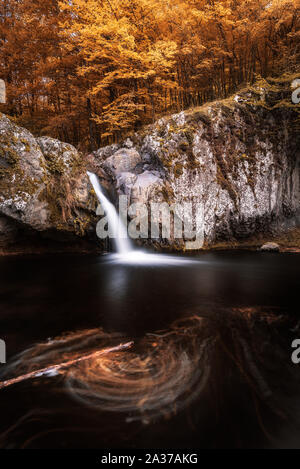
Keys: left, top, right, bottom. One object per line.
{"left": 0, "top": 0, "right": 299, "bottom": 149}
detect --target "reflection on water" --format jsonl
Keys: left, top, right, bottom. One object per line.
{"left": 105, "top": 251, "right": 199, "bottom": 265}
{"left": 0, "top": 252, "right": 299, "bottom": 448}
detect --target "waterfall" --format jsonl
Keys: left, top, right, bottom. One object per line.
{"left": 87, "top": 171, "right": 132, "bottom": 255}
{"left": 87, "top": 171, "right": 194, "bottom": 265}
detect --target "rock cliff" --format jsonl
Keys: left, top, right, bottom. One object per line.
{"left": 0, "top": 77, "right": 299, "bottom": 253}
{"left": 91, "top": 79, "right": 300, "bottom": 249}
{"left": 0, "top": 114, "right": 109, "bottom": 253}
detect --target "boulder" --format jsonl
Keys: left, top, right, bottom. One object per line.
{"left": 131, "top": 171, "right": 164, "bottom": 205}
{"left": 90, "top": 81, "right": 300, "bottom": 250}
{"left": 37, "top": 136, "right": 80, "bottom": 174}
{"left": 103, "top": 148, "right": 141, "bottom": 176}
{"left": 0, "top": 114, "right": 50, "bottom": 230}
{"left": 0, "top": 113, "right": 45, "bottom": 180}
{"left": 260, "top": 242, "right": 280, "bottom": 252}
{"left": 0, "top": 113, "right": 98, "bottom": 248}
{"left": 116, "top": 172, "right": 137, "bottom": 197}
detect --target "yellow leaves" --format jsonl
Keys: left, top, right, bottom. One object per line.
{"left": 218, "top": 4, "right": 234, "bottom": 17}
{"left": 1, "top": 0, "right": 299, "bottom": 146}
{"left": 154, "top": 77, "right": 177, "bottom": 89}
{"left": 145, "top": 40, "right": 177, "bottom": 74}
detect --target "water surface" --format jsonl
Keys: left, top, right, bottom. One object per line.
{"left": 0, "top": 251, "right": 299, "bottom": 448}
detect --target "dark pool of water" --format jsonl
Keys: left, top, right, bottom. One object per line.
{"left": 0, "top": 250, "right": 299, "bottom": 448}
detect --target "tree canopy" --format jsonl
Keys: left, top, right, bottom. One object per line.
{"left": 0, "top": 0, "right": 299, "bottom": 148}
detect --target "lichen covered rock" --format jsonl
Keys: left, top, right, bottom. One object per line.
{"left": 92, "top": 78, "right": 300, "bottom": 249}
{"left": 0, "top": 113, "right": 98, "bottom": 251}
{"left": 260, "top": 242, "right": 280, "bottom": 252}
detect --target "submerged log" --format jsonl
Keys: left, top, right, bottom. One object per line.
{"left": 0, "top": 341, "right": 134, "bottom": 390}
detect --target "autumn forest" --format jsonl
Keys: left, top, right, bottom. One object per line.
{"left": 0, "top": 0, "right": 299, "bottom": 149}
{"left": 1, "top": 0, "right": 300, "bottom": 452}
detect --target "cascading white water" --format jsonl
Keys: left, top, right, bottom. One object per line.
{"left": 87, "top": 171, "right": 132, "bottom": 255}
{"left": 87, "top": 171, "right": 195, "bottom": 265}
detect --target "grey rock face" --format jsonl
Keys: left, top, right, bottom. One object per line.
{"left": 103, "top": 148, "right": 141, "bottom": 176}
{"left": 0, "top": 114, "right": 50, "bottom": 230}
{"left": 93, "top": 85, "right": 300, "bottom": 249}
{"left": 37, "top": 136, "right": 79, "bottom": 174}
{"left": 0, "top": 114, "right": 45, "bottom": 181}
{"left": 92, "top": 143, "right": 120, "bottom": 163}
{"left": 0, "top": 113, "right": 97, "bottom": 248}
{"left": 260, "top": 242, "right": 280, "bottom": 252}
{"left": 130, "top": 171, "right": 164, "bottom": 205}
